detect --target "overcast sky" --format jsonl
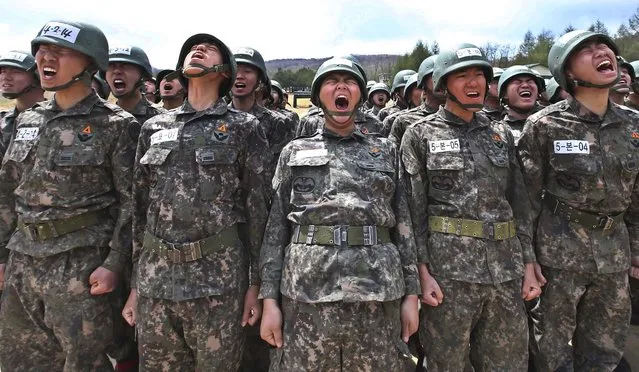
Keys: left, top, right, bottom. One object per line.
{"left": 0, "top": 0, "right": 635, "bottom": 70}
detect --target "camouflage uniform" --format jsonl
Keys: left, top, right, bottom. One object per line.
{"left": 0, "top": 92, "right": 139, "bottom": 371}
{"left": 128, "top": 96, "right": 167, "bottom": 125}
{"left": 517, "top": 97, "right": 638, "bottom": 371}
{"left": 295, "top": 107, "right": 383, "bottom": 137}
{"left": 0, "top": 108, "right": 18, "bottom": 158}
{"left": 259, "top": 126, "right": 420, "bottom": 372}
{"left": 501, "top": 114, "right": 526, "bottom": 146}
{"left": 377, "top": 101, "right": 404, "bottom": 122}
{"left": 132, "top": 99, "right": 269, "bottom": 371}
{"left": 482, "top": 106, "right": 503, "bottom": 122}
{"left": 387, "top": 103, "right": 438, "bottom": 145}
{"left": 400, "top": 107, "right": 534, "bottom": 371}
{"left": 276, "top": 107, "right": 300, "bottom": 127}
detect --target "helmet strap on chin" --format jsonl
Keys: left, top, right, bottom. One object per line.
{"left": 43, "top": 69, "right": 93, "bottom": 92}
{"left": 182, "top": 63, "right": 229, "bottom": 78}
{"left": 446, "top": 90, "right": 484, "bottom": 110}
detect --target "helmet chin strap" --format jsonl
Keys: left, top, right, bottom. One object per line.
{"left": 2, "top": 83, "right": 35, "bottom": 99}
{"left": 446, "top": 90, "right": 484, "bottom": 110}
{"left": 182, "top": 63, "right": 229, "bottom": 78}
{"left": 43, "top": 69, "right": 93, "bottom": 92}
{"left": 323, "top": 103, "right": 358, "bottom": 124}
{"left": 572, "top": 70, "right": 620, "bottom": 89}
{"left": 161, "top": 89, "right": 186, "bottom": 100}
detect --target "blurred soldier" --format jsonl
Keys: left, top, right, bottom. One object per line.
{"left": 483, "top": 66, "right": 504, "bottom": 121}
{"left": 91, "top": 72, "right": 110, "bottom": 100}
{"left": 609, "top": 56, "right": 634, "bottom": 105}
{"left": 156, "top": 69, "right": 185, "bottom": 110}
{"left": 123, "top": 33, "right": 269, "bottom": 371}
{"left": 0, "top": 50, "right": 45, "bottom": 158}
{"left": 518, "top": 30, "right": 639, "bottom": 371}
{"left": 363, "top": 79, "right": 376, "bottom": 110}
{"left": 401, "top": 43, "right": 539, "bottom": 371}
{"left": 143, "top": 77, "right": 158, "bottom": 103}
{"left": 497, "top": 65, "right": 546, "bottom": 144}
{"left": 388, "top": 55, "right": 444, "bottom": 146}
{"left": 270, "top": 79, "right": 300, "bottom": 126}
{"left": 381, "top": 73, "right": 422, "bottom": 136}
{"left": 0, "top": 20, "right": 140, "bottom": 371}
{"left": 259, "top": 56, "right": 419, "bottom": 372}
{"left": 105, "top": 45, "right": 166, "bottom": 124}
{"left": 626, "top": 60, "right": 639, "bottom": 110}
{"left": 366, "top": 82, "right": 390, "bottom": 116}
{"left": 543, "top": 77, "right": 571, "bottom": 105}
{"left": 378, "top": 69, "right": 415, "bottom": 122}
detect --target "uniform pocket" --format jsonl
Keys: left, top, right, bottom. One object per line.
{"left": 356, "top": 160, "right": 396, "bottom": 197}
{"left": 426, "top": 153, "right": 464, "bottom": 195}
{"left": 195, "top": 146, "right": 239, "bottom": 200}
{"left": 549, "top": 155, "right": 600, "bottom": 203}
{"left": 5, "top": 141, "right": 35, "bottom": 163}
{"left": 53, "top": 146, "right": 108, "bottom": 197}
{"left": 287, "top": 155, "right": 331, "bottom": 205}
{"left": 140, "top": 146, "right": 172, "bottom": 166}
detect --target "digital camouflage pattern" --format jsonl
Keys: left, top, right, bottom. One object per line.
{"left": 275, "top": 107, "right": 300, "bottom": 128}
{"left": 128, "top": 96, "right": 167, "bottom": 125}
{"left": 259, "top": 126, "right": 419, "bottom": 302}
{"left": 387, "top": 103, "right": 438, "bottom": 146}
{"left": 137, "top": 290, "right": 245, "bottom": 372}
{"left": 530, "top": 267, "right": 630, "bottom": 371}
{"left": 377, "top": 101, "right": 403, "bottom": 123}
{"left": 0, "top": 247, "right": 115, "bottom": 371}
{"left": 481, "top": 107, "right": 503, "bottom": 122}
{"left": 270, "top": 297, "right": 404, "bottom": 372}
{"left": 400, "top": 106, "right": 535, "bottom": 281}
{"left": 517, "top": 97, "right": 639, "bottom": 370}
{"left": 295, "top": 107, "right": 383, "bottom": 137}
{"left": 0, "top": 108, "right": 18, "bottom": 158}
{"left": 421, "top": 277, "right": 528, "bottom": 372}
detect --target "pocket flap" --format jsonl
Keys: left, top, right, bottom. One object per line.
{"left": 54, "top": 146, "right": 105, "bottom": 166}
{"left": 140, "top": 147, "right": 172, "bottom": 165}
{"left": 426, "top": 154, "right": 464, "bottom": 170}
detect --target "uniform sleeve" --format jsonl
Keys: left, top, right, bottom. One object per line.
{"left": 0, "top": 139, "right": 20, "bottom": 264}
{"left": 626, "top": 172, "right": 639, "bottom": 258}
{"left": 516, "top": 118, "right": 548, "bottom": 255}
{"left": 400, "top": 125, "right": 430, "bottom": 264}
{"left": 388, "top": 116, "right": 406, "bottom": 147}
{"left": 503, "top": 125, "right": 535, "bottom": 263}
{"left": 390, "top": 143, "right": 420, "bottom": 295}
{"left": 101, "top": 117, "right": 141, "bottom": 274}
{"left": 242, "top": 119, "right": 270, "bottom": 286}
{"left": 381, "top": 114, "right": 395, "bottom": 137}
{"left": 258, "top": 145, "right": 293, "bottom": 300}
{"left": 130, "top": 124, "right": 152, "bottom": 289}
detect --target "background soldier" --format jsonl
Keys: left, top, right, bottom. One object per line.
{"left": 378, "top": 69, "right": 415, "bottom": 122}
{"left": 0, "top": 50, "right": 45, "bottom": 158}
{"left": 401, "top": 43, "right": 540, "bottom": 371}
{"left": 382, "top": 72, "right": 422, "bottom": 137}
{"left": 155, "top": 69, "right": 185, "bottom": 110}
{"left": 366, "top": 82, "right": 390, "bottom": 116}
{"left": 609, "top": 56, "right": 634, "bottom": 106}
{"left": 123, "top": 33, "right": 269, "bottom": 371}
{"left": 483, "top": 66, "right": 504, "bottom": 121}
{"left": 542, "top": 77, "right": 571, "bottom": 105}
{"left": 270, "top": 79, "right": 300, "bottom": 125}
{"left": 626, "top": 60, "right": 639, "bottom": 110}
{"left": 91, "top": 72, "right": 111, "bottom": 100}
{"left": 518, "top": 30, "right": 639, "bottom": 371}
{"left": 0, "top": 20, "right": 140, "bottom": 371}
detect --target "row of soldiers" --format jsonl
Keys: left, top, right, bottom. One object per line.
{"left": 0, "top": 18, "right": 637, "bottom": 372}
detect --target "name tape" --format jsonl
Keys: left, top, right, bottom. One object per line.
{"left": 15, "top": 127, "right": 39, "bottom": 141}
{"left": 456, "top": 48, "right": 482, "bottom": 59}
{"left": 3, "top": 52, "right": 28, "bottom": 62}
{"left": 429, "top": 139, "right": 461, "bottom": 153}
{"left": 150, "top": 128, "right": 179, "bottom": 146}
{"left": 109, "top": 46, "right": 132, "bottom": 55}
{"left": 295, "top": 149, "right": 328, "bottom": 159}
{"left": 235, "top": 48, "right": 254, "bottom": 57}
{"left": 554, "top": 140, "right": 590, "bottom": 154}
{"left": 40, "top": 22, "right": 80, "bottom": 43}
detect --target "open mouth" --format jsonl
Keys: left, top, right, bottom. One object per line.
{"left": 596, "top": 60, "right": 614, "bottom": 72}
{"left": 113, "top": 79, "right": 126, "bottom": 90}
{"left": 163, "top": 83, "right": 173, "bottom": 90}
{"left": 519, "top": 90, "right": 532, "bottom": 98}
{"left": 43, "top": 67, "right": 57, "bottom": 78}
{"left": 466, "top": 91, "right": 480, "bottom": 98}
{"left": 335, "top": 95, "right": 349, "bottom": 110}
{"left": 234, "top": 82, "right": 246, "bottom": 89}
{"left": 192, "top": 51, "right": 205, "bottom": 60}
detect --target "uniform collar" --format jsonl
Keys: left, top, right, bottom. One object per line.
{"left": 321, "top": 125, "right": 367, "bottom": 141}
{"left": 567, "top": 96, "right": 624, "bottom": 127}
{"left": 130, "top": 97, "right": 153, "bottom": 116}
{"left": 177, "top": 98, "right": 229, "bottom": 117}
{"left": 46, "top": 91, "right": 101, "bottom": 116}
{"left": 437, "top": 106, "right": 490, "bottom": 131}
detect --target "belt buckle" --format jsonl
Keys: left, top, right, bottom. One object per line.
{"left": 184, "top": 241, "right": 203, "bottom": 262}
{"left": 23, "top": 224, "right": 39, "bottom": 241}
{"left": 306, "top": 225, "right": 315, "bottom": 245}
{"left": 333, "top": 226, "right": 344, "bottom": 246}
{"left": 603, "top": 216, "right": 615, "bottom": 231}
{"left": 166, "top": 242, "right": 182, "bottom": 264}
{"left": 362, "top": 226, "right": 377, "bottom": 246}
{"left": 46, "top": 221, "right": 59, "bottom": 238}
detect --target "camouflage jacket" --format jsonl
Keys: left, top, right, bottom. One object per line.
{"left": 388, "top": 103, "right": 438, "bottom": 145}
{"left": 127, "top": 96, "right": 167, "bottom": 125}
{"left": 624, "top": 98, "right": 639, "bottom": 111}
{"left": 517, "top": 97, "right": 639, "bottom": 273}
{"left": 501, "top": 114, "right": 526, "bottom": 146}
{"left": 482, "top": 106, "right": 504, "bottom": 122}
{"left": 132, "top": 99, "right": 269, "bottom": 301}
{"left": 259, "top": 128, "right": 420, "bottom": 303}
{"left": 377, "top": 101, "right": 403, "bottom": 122}
{"left": 400, "top": 106, "right": 534, "bottom": 284}
{"left": 0, "top": 92, "right": 139, "bottom": 273}
{"left": 276, "top": 107, "right": 300, "bottom": 127}
{"left": 296, "top": 106, "right": 383, "bottom": 137}
{"left": 0, "top": 108, "right": 17, "bottom": 159}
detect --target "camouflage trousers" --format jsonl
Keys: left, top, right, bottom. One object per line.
{"left": 137, "top": 291, "right": 244, "bottom": 372}
{"left": 420, "top": 277, "right": 528, "bottom": 372}
{"left": 270, "top": 296, "right": 403, "bottom": 372}
{"left": 531, "top": 267, "right": 630, "bottom": 371}
{"left": 0, "top": 247, "right": 114, "bottom": 372}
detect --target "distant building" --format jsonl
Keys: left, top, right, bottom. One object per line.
{"left": 526, "top": 63, "right": 552, "bottom": 79}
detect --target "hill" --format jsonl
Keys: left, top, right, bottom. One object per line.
{"left": 266, "top": 54, "right": 400, "bottom": 82}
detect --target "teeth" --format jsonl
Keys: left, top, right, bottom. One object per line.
{"left": 43, "top": 67, "right": 56, "bottom": 73}
{"left": 114, "top": 79, "right": 124, "bottom": 84}
{"left": 467, "top": 92, "right": 479, "bottom": 97}
{"left": 519, "top": 91, "right": 532, "bottom": 97}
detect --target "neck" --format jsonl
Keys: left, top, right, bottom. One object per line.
{"left": 162, "top": 96, "right": 184, "bottom": 110}
{"left": 324, "top": 113, "right": 355, "bottom": 136}
{"left": 232, "top": 93, "right": 256, "bottom": 113}
{"left": 53, "top": 83, "right": 93, "bottom": 111}
{"left": 484, "top": 96, "right": 499, "bottom": 110}
{"left": 444, "top": 100, "right": 474, "bottom": 123}
{"left": 187, "top": 79, "right": 220, "bottom": 112}
{"left": 424, "top": 92, "right": 444, "bottom": 111}
{"left": 116, "top": 91, "right": 143, "bottom": 112}
{"left": 608, "top": 90, "right": 626, "bottom": 105}
{"left": 573, "top": 87, "right": 609, "bottom": 116}
{"left": 15, "top": 88, "right": 45, "bottom": 112}
{"left": 506, "top": 107, "right": 530, "bottom": 121}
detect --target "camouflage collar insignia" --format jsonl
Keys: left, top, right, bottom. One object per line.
{"left": 77, "top": 124, "right": 94, "bottom": 142}
{"left": 360, "top": 126, "right": 370, "bottom": 135}
{"left": 213, "top": 123, "right": 230, "bottom": 143}
{"left": 369, "top": 146, "right": 382, "bottom": 158}
{"left": 492, "top": 133, "right": 504, "bottom": 148}
{"left": 631, "top": 131, "right": 639, "bottom": 148}
{"left": 631, "top": 131, "right": 639, "bottom": 139}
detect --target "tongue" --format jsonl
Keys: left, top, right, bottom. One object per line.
{"left": 335, "top": 97, "right": 348, "bottom": 109}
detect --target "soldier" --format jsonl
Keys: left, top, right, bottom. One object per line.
{"left": 143, "top": 77, "right": 159, "bottom": 103}
{"left": 270, "top": 79, "right": 300, "bottom": 126}
{"left": 259, "top": 56, "right": 419, "bottom": 372}
{"left": 518, "top": 30, "right": 639, "bottom": 371}
{"left": 366, "top": 82, "right": 390, "bottom": 116}
{"left": 626, "top": 60, "right": 639, "bottom": 110}
{"left": 363, "top": 79, "right": 377, "bottom": 111}
{"left": 231, "top": 47, "right": 295, "bottom": 187}
{"left": 0, "top": 50, "right": 45, "bottom": 158}
{"left": 401, "top": 43, "right": 540, "bottom": 371}
{"left": 0, "top": 20, "right": 140, "bottom": 371}
{"left": 542, "top": 77, "right": 571, "bottom": 105}
{"left": 497, "top": 65, "right": 546, "bottom": 144}
{"left": 483, "top": 66, "right": 504, "bottom": 121}
{"left": 122, "top": 33, "right": 269, "bottom": 371}
{"left": 388, "top": 55, "right": 444, "bottom": 146}
{"left": 92, "top": 72, "right": 110, "bottom": 100}
{"left": 156, "top": 69, "right": 185, "bottom": 110}
{"left": 105, "top": 45, "right": 166, "bottom": 124}
{"left": 378, "top": 69, "right": 415, "bottom": 122}
{"left": 382, "top": 73, "right": 422, "bottom": 137}
{"left": 609, "top": 56, "right": 634, "bottom": 106}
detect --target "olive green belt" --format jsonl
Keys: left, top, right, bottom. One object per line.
{"left": 291, "top": 225, "right": 391, "bottom": 246}
{"left": 428, "top": 216, "right": 516, "bottom": 240}
{"left": 18, "top": 210, "right": 105, "bottom": 242}
{"left": 144, "top": 226, "right": 238, "bottom": 264}
{"left": 544, "top": 192, "right": 624, "bottom": 231}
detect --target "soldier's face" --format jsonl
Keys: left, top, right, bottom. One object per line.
{"left": 410, "top": 86, "right": 423, "bottom": 107}
{"left": 488, "top": 79, "right": 499, "bottom": 98}
{"left": 35, "top": 43, "right": 91, "bottom": 90}
{"left": 183, "top": 42, "right": 229, "bottom": 80}
{"left": 0, "top": 67, "right": 34, "bottom": 96}
{"left": 505, "top": 76, "right": 538, "bottom": 110}
{"left": 611, "top": 66, "right": 631, "bottom": 94}
{"left": 160, "top": 74, "right": 183, "bottom": 97}
{"left": 566, "top": 41, "right": 618, "bottom": 88}
{"left": 232, "top": 64, "right": 259, "bottom": 98}
{"left": 271, "top": 90, "right": 280, "bottom": 105}
{"left": 372, "top": 92, "right": 388, "bottom": 107}
{"left": 446, "top": 67, "right": 486, "bottom": 109}
{"left": 106, "top": 62, "right": 142, "bottom": 96}
{"left": 319, "top": 72, "right": 361, "bottom": 114}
